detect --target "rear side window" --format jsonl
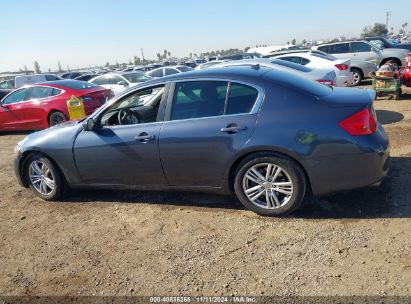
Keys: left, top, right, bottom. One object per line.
{"left": 226, "top": 83, "right": 258, "bottom": 115}
{"left": 110, "top": 75, "right": 124, "bottom": 84}
{"left": 171, "top": 81, "right": 228, "bottom": 120}
{"left": 351, "top": 42, "right": 371, "bottom": 53}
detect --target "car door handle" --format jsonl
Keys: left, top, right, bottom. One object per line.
{"left": 220, "top": 125, "right": 247, "bottom": 134}
{"left": 134, "top": 133, "right": 155, "bottom": 142}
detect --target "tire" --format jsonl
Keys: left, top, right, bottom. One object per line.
{"left": 233, "top": 153, "right": 306, "bottom": 216}
{"left": 385, "top": 59, "right": 401, "bottom": 71}
{"left": 49, "top": 111, "right": 67, "bottom": 127}
{"left": 350, "top": 68, "right": 363, "bottom": 86}
{"left": 24, "top": 153, "right": 64, "bottom": 201}
{"left": 394, "top": 88, "right": 402, "bottom": 100}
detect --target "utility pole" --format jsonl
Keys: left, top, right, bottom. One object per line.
{"left": 141, "top": 48, "right": 145, "bottom": 64}
{"left": 385, "top": 11, "right": 391, "bottom": 31}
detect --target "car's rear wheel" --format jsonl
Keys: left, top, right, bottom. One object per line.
{"left": 24, "top": 154, "right": 63, "bottom": 201}
{"left": 233, "top": 153, "right": 306, "bottom": 216}
{"left": 49, "top": 111, "right": 67, "bottom": 126}
{"left": 350, "top": 68, "right": 363, "bottom": 86}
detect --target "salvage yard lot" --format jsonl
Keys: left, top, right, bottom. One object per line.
{"left": 0, "top": 84, "right": 410, "bottom": 296}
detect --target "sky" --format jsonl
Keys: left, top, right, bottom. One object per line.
{"left": 0, "top": 0, "right": 410, "bottom": 72}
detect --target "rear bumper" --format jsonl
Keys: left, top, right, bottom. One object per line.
{"left": 308, "top": 126, "right": 390, "bottom": 196}
{"left": 336, "top": 74, "right": 353, "bottom": 87}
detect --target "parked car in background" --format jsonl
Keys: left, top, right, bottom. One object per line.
{"left": 13, "top": 66, "right": 389, "bottom": 216}
{"left": 312, "top": 41, "right": 380, "bottom": 85}
{"left": 0, "top": 80, "right": 111, "bottom": 131}
{"left": 60, "top": 72, "right": 83, "bottom": 79}
{"left": 195, "top": 60, "right": 229, "bottom": 70}
{"left": 363, "top": 37, "right": 410, "bottom": 70}
{"left": 210, "top": 59, "right": 337, "bottom": 86}
{"left": 0, "top": 79, "right": 15, "bottom": 100}
{"left": 364, "top": 37, "right": 411, "bottom": 52}
{"left": 402, "top": 53, "right": 411, "bottom": 87}
{"left": 89, "top": 72, "right": 150, "bottom": 95}
{"left": 219, "top": 53, "right": 262, "bottom": 60}
{"left": 269, "top": 51, "right": 352, "bottom": 86}
{"left": 145, "top": 66, "right": 194, "bottom": 78}
{"left": 133, "top": 65, "right": 154, "bottom": 72}
{"left": 15, "top": 74, "right": 62, "bottom": 88}
{"left": 74, "top": 74, "right": 99, "bottom": 82}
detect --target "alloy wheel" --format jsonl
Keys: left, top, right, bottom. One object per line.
{"left": 242, "top": 163, "right": 293, "bottom": 209}
{"left": 28, "top": 160, "right": 55, "bottom": 196}
{"left": 351, "top": 72, "right": 361, "bottom": 86}
{"left": 50, "top": 112, "right": 66, "bottom": 126}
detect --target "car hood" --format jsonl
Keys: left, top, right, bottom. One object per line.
{"left": 382, "top": 47, "right": 409, "bottom": 56}
{"left": 18, "top": 120, "right": 83, "bottom": 152}
{"left": 393, "top": 43, "right": 411, "bottom": 51}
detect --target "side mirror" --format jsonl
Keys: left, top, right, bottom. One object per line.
{"left": 117, "top": 81, "right": 128, "bottom": 87}
{"left": 83, "top": 118, "right": 96, "bottom": 131}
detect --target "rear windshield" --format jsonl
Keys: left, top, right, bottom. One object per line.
{"left": 42, "top": 80, "right": 98, "bottom": 90}
{"left": 269, "top": 59, "right": 312, "bottom": 72}
{"left": 264, "top": 69, "right": 332, "bottom": 98}
{"left": 122, "top": 72, "right": 150, "bottom": 83}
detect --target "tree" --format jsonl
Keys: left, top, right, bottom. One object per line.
{"left": 361, "top": 23, "right": 388, "bottom": 37}
{"left": 105, "top": 62, "right": 110, "bottom": 68}
{"left": 58, "top": 61, "right": 63, "bottom": 73}
{"left": 163, "top": 49, "right": 168, "bottom": 59}
{"left": 133, "top": 55, "right": 141, "bottom": 65}
{"left": 33, "top": 60, "right": 41, "bottom": 73}
{"left": 167, "top": 51, "right": 171, "bottom": 58}
{"left": 189, "top": 53, "right": 193, "bottom": 59}
{"left": 291, "top": 38, "right": 296, "bottom": 45}
{"left": 23, "top": 65, "right": 28, "bottom": 75}
{"left": 157, "top": 53, "right": 161, "bottom": 61}
{"left": 244, "top": 46, "right": 251, "bottom": 53}
{"left": 302, "top": 39, "right": 307, "bottom": 46}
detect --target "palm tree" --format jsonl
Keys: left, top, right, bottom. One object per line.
{"left": 167, "top": 51, "right": 171, "bottom": 58}
{"left": 157, "top": 53, "right": 161, "bottom": 61}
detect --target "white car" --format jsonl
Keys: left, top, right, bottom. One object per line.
{"left": 89, "top": 72, "right": 150, "bottom": 95}
{"left": 195, "top": 60, "right": 229, "bottom": 70}
{"left": 270, "top": 51, "right": 352, "bottom": 87}
{"left": 146, "top": 66, "right": 193, "bottom": 78}
{"left": 15, "top": 74, "right": 62, "bottom": 88}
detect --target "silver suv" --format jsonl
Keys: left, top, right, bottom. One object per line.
{"left": 312, "top": 41, "right": 380, "bottom": 86}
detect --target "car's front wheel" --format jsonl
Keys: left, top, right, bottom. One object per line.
{"left": 233, "top": 153, "right": 306, "bottom": 216}
{"left": 24, "top": 154, "right": 64, "bottom": 201}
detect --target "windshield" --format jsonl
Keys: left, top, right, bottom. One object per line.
{"left": 122, "top": 72, "right": 151, "bottom": 83}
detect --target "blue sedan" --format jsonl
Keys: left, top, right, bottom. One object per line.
{"left": 13, "top": 65, "right": 389, "bottom": 216}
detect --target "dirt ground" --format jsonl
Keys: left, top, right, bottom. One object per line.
{"left": 0, "top": 83, "right": 410, "bottom": 298}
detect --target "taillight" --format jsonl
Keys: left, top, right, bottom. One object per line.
{"left": 335, "top": 64, "right": 349, "bottom": 70}
{"left": 339, "top": 108, "right": 377, "bottom": 136}
{"left": 317, "top": 79, "right": 336, "bottom": 86}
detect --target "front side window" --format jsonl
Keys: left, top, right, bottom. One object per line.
{"left": 317, "top": 45, "right": 330, "bottom": 53}
{"left": 91, "top": 76, "right": 109, "bottom": 85}
{"left": 351, "top": 42, "right": 372, "bottom": 53}
{"left": 147, "top": 69, "right": 164, "bottom": 78}
{"left": 164, "top": 68, "right": 179, "bottom": 76}
{"left": 45, "top": 75, "right": 60, "bottom": 81}
{"left": 99, "top": 85, "right": 165, "bottom": 126}
{"left": 110, "top": 75, "right": 124, "bottom": 85}
{"left": 2, "top": 89, "right": 26, "bottom": 105}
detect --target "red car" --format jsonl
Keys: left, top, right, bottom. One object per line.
{"left": 0, "top": 80, "right": 111, "bottom": 131}
{"left": 403, "top": 53, "right": 411, "bottom": 87}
